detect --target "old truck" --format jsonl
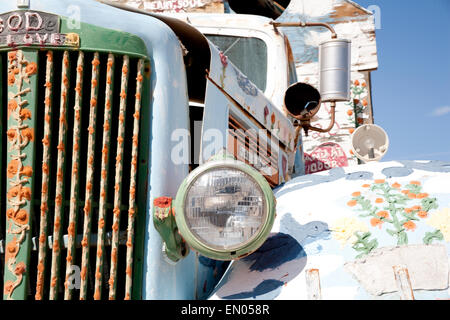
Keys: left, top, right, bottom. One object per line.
{"left": 1, "top": 0, "right": 448, "bottom": 301}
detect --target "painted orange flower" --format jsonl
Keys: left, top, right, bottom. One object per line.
{"left": 349, "top": 128, "right": 355, "bottom": 134}
{"left": 271, "top": 113, "right": 276, "bottom": 125}
{"left": 21, "top": 127, "right": 34, "bottom": 142}
{"left": 8, "top": 51, "right": 17, "bottom": 61}
{"left": 375, "top": 198, "right": 384, "bottom": 204}
{"left": 362, "top": 99, "right": 368, "bottom": 107}
{"left": 404, "top": 208, "right": 413, "bottom": 214}
{"left": 347, "top": 110, "right": 353, "bottom": 116}
{"left": 13, "top": 209, "right": 29, "bottom": 225}
{"left": 8, "top": 73, "right": 16, "bottom": 86}
{"left": 403, "top": 221, "right": 416, "bottom": 231}
{"left": 8, "top": 100, "right": 18, "bottom": 119}
{"left": 4, "top": 281, "right": 14, "bottom": 296}
{"left": 391, "top": 182, "right": 401, "bottom": 189}
{"left": 377, "top": 211, "right": 389, "bottom": 219}
{"left": 20, "top": 108, "right": 32, "bottom": 120}
{"left": 408, "top": 193, "right": 417, "bottom": 199}
{"left": 362, "top": 82, "right": 367, "bottom": 87}
{"left": 374, "top": 179, "right": 385, "bottom": 184}
{"left": 354, "top": 80, "right": 360, "bottom": 86}
{"left": 357, "top": 118, "right": 364, "bottom": 124}
{"left": 370, "top": 218, "right": 383, "bottom": 228}
{"left": 25, "top": 62, "right": 38, "bottom": 76}
{"left": 412, "top": 205, "right": 422, "bottom": 211}
{"left": 7, "top": 160, "right": 20, "bottom": 179}
{"left": 418, "top": 211, "right": 428, "bottom": 218}
{"left": 401, "top": 190, "right": 410, "bottom": 195}
{"left": 417, "top": 193, "right": 429, "bottom": 199}
{"left": 352, "top": 191, "right": 361, "bottom": 197}
{"left": 362, "top": 184, "right": 370, "bottom": 188}
{"left": 410, "top": 181, "right": 421, "bottom": 186}
{"left": 347, "top": 200, "right": 358, "bottom": 207}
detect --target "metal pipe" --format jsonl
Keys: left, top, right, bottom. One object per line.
{"left": 308, "top": 102, "right": 336, "bottom": 133}
{"left": 270, "top": 21, "right": 338, "bottom": 39}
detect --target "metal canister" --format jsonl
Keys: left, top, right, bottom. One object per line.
{"left": 319, "top": 39, "right": 351, "bottom": 102}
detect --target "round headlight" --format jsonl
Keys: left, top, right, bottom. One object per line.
{"left": 174, "top": 159, "right": 275, "bottom": 260}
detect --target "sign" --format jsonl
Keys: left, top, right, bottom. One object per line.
{"left": 115, "top": 0, "right": 224, "bottom": 13}
{"left": 305, "top": 142, "right": 348, "bottom": 174}
{"left": 0, "top": 11, "right": 78, "bottom": 47}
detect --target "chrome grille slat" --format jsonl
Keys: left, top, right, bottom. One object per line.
{"left": 94, "top": 53, "right": 115, "bottom": 300}
{"left": 49, "top": 51, "right": 71, "bottom": 300}
{"left": 79, "top": 52, "right": 101, "bottom": 300}
{"left": 108, "top": 55, "right": 130, "bottom": 300}
{"left": 124, "top": 59, "right": 145, "bottom": 300}
{"left": 64, "top": 51, "right": 85, "bottom": 300}
{"left": 35, "top": 51, "right": 54, "bottom": 300}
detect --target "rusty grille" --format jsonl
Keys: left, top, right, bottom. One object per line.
{"left": 0, "top": 49, "right": 149, "bottom": 300}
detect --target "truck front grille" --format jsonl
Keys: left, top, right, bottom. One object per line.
{"left": 0, "top": 49, "right": 149, "bottom": 300}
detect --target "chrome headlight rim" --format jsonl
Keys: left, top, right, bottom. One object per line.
{"left": 174, "top": 159, "right": 276, "bottom": 261}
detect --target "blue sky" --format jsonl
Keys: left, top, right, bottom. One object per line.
{"left": 355, "top": 0, "right": 450, "bottom": 161}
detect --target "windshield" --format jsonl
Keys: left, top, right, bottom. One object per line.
{"left": 206, "top": 35, "right": 268, "bottom": 92}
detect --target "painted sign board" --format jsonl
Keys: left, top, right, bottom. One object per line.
{"left": 110, "top": 0, "right": 224, "bottom": 13}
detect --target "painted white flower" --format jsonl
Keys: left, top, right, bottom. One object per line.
{"left": 427, "top": 208, "right": 450, "bottom": 242}
{"left": 331, "top": 217, "right": 369, "bottom": 247}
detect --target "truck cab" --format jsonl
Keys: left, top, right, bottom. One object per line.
{"left": 0, "top": 0, "right": 305, "bottom": 300}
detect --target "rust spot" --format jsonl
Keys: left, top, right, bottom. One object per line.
{"left": 39, "top": 233, "right": 46, "bottom": 244}
{"left": 120, "top": 90, "right": 127, "bottom": 100}
{"left": 135, "top": 92, "right": 141, "bottom": 100}
{"left": 117, "top": 136, "right": 124, "bottom": 145}
{"left": 86, "top": 182, "right": 93, "bottom": 192}
{"left": 112, "top": 222, "right": 119, "bottom": 232}
{"left": 119, "top": 113, "right": 125, "bottom": 124}
{"left": 154, "top": 197, "right": 172, "bottom": 208}
{"left": 132, "top": 135, "right": 139, "bottom": 147}
{"left": 133, "top": 111, "right": 140, "bottom": 120}
{"left": 130, "top": 187, "right": 136, "bottom": 200}
{"left": 99, "top": 218, "right": 105, "bottom": 229}
{"left": 88, "top": 126, "right": 94, "bottom": 135}
{"left": 126, "top": 266, "right": 132, "bottom": 276}
{"left": 92, "top": 58, "right": 101, "bottom": 68}
{"left": 44, "top": 96, "right": 51, "bottom": 108}
{"left": 125, "top": 293, "right": 131, "bottom": 300}
{"left": 96, "top": 267, "right": 102, "bottom": 280}
{"left": 45, "top": 81, "right": 52, "bottom": 89}
{"left": 137, "top": 74, "right": 144, "bottom": 83}
{"left": 55, "top": 194, "right": 63, "bottom": 207}
{"left": 40, "top": 202, "right": 48, "bottom": 216}
{"left": 91, "top": 78, "right": 98, "bottom": 88}
{"left": 126, "top": 237, "right": 133, "bottom": 248}
{"left": 42, "top": 163, "right": 49, "bottom": 174}
{"left": 57, "top": 141, "right": 65, "bottom": 151}
{"left": 14, "top": 209, "right": 29, "bottom": 225}
{"left": 113, "top": 207, "right": 120, "bottom": 217}
{"left": 46, "top": 51, "right": 53, "bottom": 62}
{"left": 84, "top": 200, "right": 91, "bottom": 216}
{"left": 107, "top": 76, "right": 112, "bottom": 85}
{"left": 106, "top": 100, "right": 111, "bottom": 110}
{"left": 77, "top": 65, "right": 83, "bottom": 74}
{"left": 53, "top": 239, "right": 60, "bottom": 252}
{"left": 66, "top": 255, "right": 72, "bottom": 263}
{"left": 91, "top": 98, "right": 97, "bottom": 108}
{"left": 42, "top": 135, "right": 50, "bottom": 146}
{"left": 51, "top": 276, "right": 57, "bottom": 288}
{"left": 128, "top": 207, "right": 135, "bottom": 218}
{"left": 81, "top": 237, "right": 88, "bottom": 248}
{"left": 57, "top": 168, "right": 63, "bottom": 183}
{"left": 45, "top": 112, "right": 51, "bottom": 124}
{"left": 104, "top": 120, "right": 110, "bottom": 132}
{"left": 54, "top": 216, "right": 61, "bottom": 231}
{"left": 62, "top": 75, "right": 69, "bottom": 88}
{"left": 97, "top": 247, "right": 102, "bottom": 259}
{"left": 101, "top": 170, "right": 107, "bottom": 180}
{"left": 80, "top": 266, "right": 87, "bottom": 281}
{"left": 122, "top": 65, "right": 128, "bottom": 75}
{"left": 68, "top": 222, "right": 76, "bottom": 237}
{"left": 111, "top": 248, "right": 117, "bottom": 264}
{"left": 114, "top": 183, "right": 120, "bottom": 193}
{"left": 94, "top": 289, "right": 101, "bottom": 300}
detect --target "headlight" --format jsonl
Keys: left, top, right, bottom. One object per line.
{"left": 174, "top": 159, "right": 276, "bottom": 260}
